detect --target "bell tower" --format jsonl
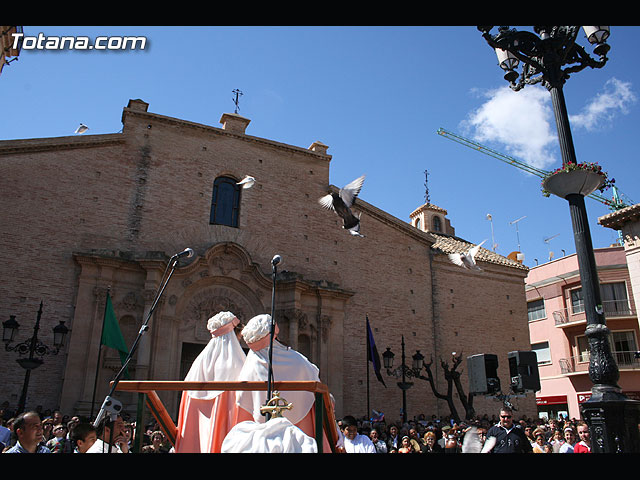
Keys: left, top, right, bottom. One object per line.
{"left": 409, "top": 170, "right": 455, "bottom": 235}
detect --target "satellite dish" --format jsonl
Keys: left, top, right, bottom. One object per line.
{"left": 507, "top": 251, "right": 525, "bottom": 264}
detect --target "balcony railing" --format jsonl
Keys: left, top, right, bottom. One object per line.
{"left": 559, "top": 351, "right": 640, "bottom": 374}
{"left": 553, "top": 300, "right": 636, "bottom": 326}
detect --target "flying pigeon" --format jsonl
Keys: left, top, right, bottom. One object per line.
{"left": 318, "top": 174, "right": 366, "bottom": 237}
{"left": 237, "top": 175, "right": 256, "bottom": 189}
{"left": 461, "top": 427, "right": 496, "bottom": 453}
{"left": 448, "top": 239, "right": 487, "bottom": 271}
{"left": 74, "top": 124, "right": 89, "bottom": 134}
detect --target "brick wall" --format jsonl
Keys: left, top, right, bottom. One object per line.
{"left": 0, "top": 100, "right": 536, "bottom": 422}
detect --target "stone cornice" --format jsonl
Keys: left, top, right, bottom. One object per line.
{"left": 0, "top": 133, "right": 125, "bottom": 155}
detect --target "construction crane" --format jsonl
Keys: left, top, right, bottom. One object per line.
{"left": 436, "top": 127, "right": 634, "bottom": 211}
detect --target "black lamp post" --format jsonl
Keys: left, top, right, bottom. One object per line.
{"left": 382, "top": 336, "right": 424, "bottom": 424}
{"left": 3, "top": 301, "right": 69, "bottom": 414}
{"left": 478, "top": 26, "right": 640, "bottom": 452}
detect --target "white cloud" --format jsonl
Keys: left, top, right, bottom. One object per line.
{"left": 569, "top": 78, "right": 637, "bottom": 131}
{"left": 461, "top": 85, "right": 558, "bottom": 169}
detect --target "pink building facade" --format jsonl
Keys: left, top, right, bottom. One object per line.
{"left": 525, "top": 246, "right": 640, "bottom": 420}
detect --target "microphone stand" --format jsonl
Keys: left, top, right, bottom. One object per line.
{"left": 264, "top": 256, "right": 280, "bottom": 421}
{"left": 93, "top": 250, "right": 188, "bottom": 430}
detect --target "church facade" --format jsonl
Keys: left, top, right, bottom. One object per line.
{"left": 0, "top": 99, "right": 535, "bottom": 423}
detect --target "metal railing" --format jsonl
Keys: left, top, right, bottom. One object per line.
{"left": 553, "top": 300, "right": 636, "bottom": 326}
{"left": 559, "top": 351, "right": 640, "bottom": 374}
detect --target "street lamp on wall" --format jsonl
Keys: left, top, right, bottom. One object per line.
{"left": 3, "top": 301, "right": 69, "bottom": 413}
{"left": 478, "top": 26, "right": 640, "bottom": 453}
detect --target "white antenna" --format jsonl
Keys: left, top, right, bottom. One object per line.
{"left": 509, "top": 215, "right": 527, "bottom": 252}
{"left": 486, "top": 213, "right": 498, "bottom": 252}
{"left": 544, "top": 233, "right": 560, "bottom": 244}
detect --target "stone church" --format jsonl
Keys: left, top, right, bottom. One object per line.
{"left": 0, "top": 99, "right": 535, "bottom": 424}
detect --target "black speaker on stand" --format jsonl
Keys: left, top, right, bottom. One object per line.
{"left": 508, "top": 350, "right": 541, "bottom": 393}
{"left": 467, "top": 353, "right": 501, "bottom": 395}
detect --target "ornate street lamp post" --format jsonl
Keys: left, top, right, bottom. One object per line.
{"left": 382, "top": 336, "right": 424, "bottom": 424}
{"left": 3, "top": 301, "right": 69, "bottom": 414}
{"left": 478, "top": 26, "right": 640, "bottom": 452}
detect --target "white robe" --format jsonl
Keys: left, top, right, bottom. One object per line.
{"left": 235, "top": 340, "right": 319, "bottom": 426}
{"left": 221, "top": 417, "right": 317, "bottom": 453}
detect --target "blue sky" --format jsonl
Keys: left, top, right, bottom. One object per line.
{"left": 2, "top": 26, "right": 639, "bottom": 269}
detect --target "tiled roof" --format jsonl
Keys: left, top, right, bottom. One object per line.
{"left": 410, "top": 202, "right": 448, "bottom": 217}
{"left": 429, "top": 232, "right": 529, "bottom": 271}
{"left": 598, "top": 203, "right": 640, "bottom": 229}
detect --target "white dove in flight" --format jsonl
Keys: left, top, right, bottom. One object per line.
{"left": 237, "top": 175, "right": 256, "bottom": 189}
{"left": 461, "top": 427, "right": 497, "bottom": 453}
{"left": 448, "top": 239, "right": 487, "bottom": 271}
{"left": 318, "top": 174, "right": 366, "bottom": 237}
{"left": 74, "top": 123, "right": 89, "bottom": 134}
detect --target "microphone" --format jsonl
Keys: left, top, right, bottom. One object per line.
{"left": 173, "top": 248, "right": 194, "bottom": 260}
{"left": 271, "top": 254, "right": 282, "bottom": 267}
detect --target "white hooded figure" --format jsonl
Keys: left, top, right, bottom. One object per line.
{"left": 174, "top": 311, "right": 246, "bottom": 453}
{"left": 231, "top": 314, "right": 331, "bottom": 452}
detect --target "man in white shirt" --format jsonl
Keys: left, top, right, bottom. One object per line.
{"left": 86, "top": 415, "right": 129, "bottom": 453}
{"left": 341, "top": 415, "right": 376, "bottom": 453}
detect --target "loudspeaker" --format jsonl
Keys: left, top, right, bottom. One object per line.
{"left": 467, "top": 354, "right": 500, "bottom": 395}
{"left": 508, "top": 350, "right": 541, "bottom": 393}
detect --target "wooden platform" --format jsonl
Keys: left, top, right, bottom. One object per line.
{"left": 113, "top": 380, "right": 339, "bottom": 453}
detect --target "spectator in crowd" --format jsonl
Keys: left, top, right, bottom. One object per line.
{"left": 523, "top": 424, "right": 535, "bottom": 445}
{"left": 122, "top": 422, "right": 134, "bottom": 451}
{"left": 573, "top": 421, "right": 591, "bottom": 453}
{"left": 531, "top": 428, "right": 546, "bottom": 453}
{"left": 444, "top": 426, "right": 461, "bottom": 453}
{"left": 438, "top": 425, "right": 451, "bottom": 449}
{"left": 340, "top": 415, "right": 376, "bottom": 453}
{"left": 421, "top": 431, "right": 443, "bottom": 453}
{"left": 4, "top": 411, "right": 51, "bottom": 453}
{"left": 71, "top": 423, "right": 97, "bottom": 453}
{"left": 86, "top": 415, "right": 129, "bottom": 453}
{"left": 408, "top": 427, "right": 422, "bottom": 452}
{"left": 485, "top": 406, "right": 532, "bottom": 453}
{"left": 46, "top": 424, "right": 71, "bottom": 453}
{"left": 550, "top": 429, "right": 565, "bottom": 453}
{"left": 558, "top": 427, "right": 576, "bottom": 453}
{"left": 369, "top": 429, "right": 387, "bottom": 453}
{"left": 397, "top": 436, "right": 413, "bottom": 453}
{"left": 41, "top": 417, "right": 55, "bottom": 444}
{"left": 386, "top": 424, "right": 400, "bottom": 452}
{"left": 0, "top": 421, "right": 10, "bottom": 451}
{"left": 142, "top": 430, "right": 169, "bottom": 453}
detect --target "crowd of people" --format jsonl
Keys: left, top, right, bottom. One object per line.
{"left": 0, "top": 403, "right": 172, "bottom": 454}
{"left": 334, "top": 406, "right": 592, "bottom": 453}
{"left": 0, "top": 401, "right": 592, "bottom": 453}
{"left": 2, "top": 395, "right": 597, "bottom": 454}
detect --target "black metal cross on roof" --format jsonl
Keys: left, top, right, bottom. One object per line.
{"left": 232, "top": 88, "right": 243, "bottom": 114}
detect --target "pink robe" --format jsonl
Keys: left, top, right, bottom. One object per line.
{"left": 174, "top": 318, "right": 245, "bottom": 453}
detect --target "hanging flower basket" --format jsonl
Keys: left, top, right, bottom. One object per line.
{"left": 541, "top": 162, "right": 615, "bottom": 199}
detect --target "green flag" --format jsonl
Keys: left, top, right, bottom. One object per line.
{"left": 101, "top": 292, "right": 129, "bottom": 378}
